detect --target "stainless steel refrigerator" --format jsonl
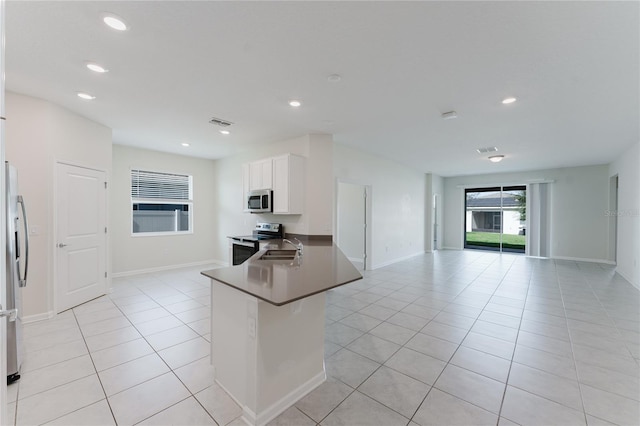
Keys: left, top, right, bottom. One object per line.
{"left": 5, "top": 161, "right": 29, "bottom": 384}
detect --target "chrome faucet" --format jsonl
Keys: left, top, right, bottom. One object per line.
{"left": 283, "top": 237, "right": 303, "bottom": 255}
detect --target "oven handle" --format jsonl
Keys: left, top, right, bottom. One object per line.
{"left": 231, "top": 239, "right": 259, "bottom": 248}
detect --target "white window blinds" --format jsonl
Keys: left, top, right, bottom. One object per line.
{"left": 131, "top": 169, "right": 192, "bottom": 201}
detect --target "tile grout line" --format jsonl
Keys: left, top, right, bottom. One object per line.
{"left": 74, "top": 305, "right": 120, "bottom": 425}
{"left": 326, "top": 253, "right": 520, "bottom": 425}
{"left": 121, "top": 273, "right": 230, "bottom": 424}
{"left": 107, "top": 283, "right": 219, "bottom": 425}
{"left": 411, "top": 253, "right": 523, "bottom": 425}
{"left": 495, "top": 257, "right": 534, "bottom": 425}
{"left": 35, "top": 308, "right": 118, "bottom": 426}
{"left": 556, "top": 260, "right": 609, "bottom": 426}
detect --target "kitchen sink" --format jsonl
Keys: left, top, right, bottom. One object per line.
{"left": 259, "top": 249, "right": 297, "bottom": 260}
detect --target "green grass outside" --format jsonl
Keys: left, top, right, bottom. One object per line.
{"left": 466, "top": 232, "right": 525, "bottom": 250}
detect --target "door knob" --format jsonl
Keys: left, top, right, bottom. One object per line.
{"left": 57, "top": 243, "right": 68, "bottom": 248}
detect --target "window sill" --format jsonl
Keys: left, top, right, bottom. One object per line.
{"left": 131, "top": 231, "right": 194, "bottom": 237}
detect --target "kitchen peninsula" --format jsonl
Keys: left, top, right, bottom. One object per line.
{"left": 201, "top": 240, "right": 362, "bottom": 426}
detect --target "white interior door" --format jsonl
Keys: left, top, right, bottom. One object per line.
{"left": 56, "top": 163, "right": 107, "bottom": 312}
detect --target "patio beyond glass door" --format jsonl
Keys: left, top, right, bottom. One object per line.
{"left": 464, "top": 186, "right": 526, "bottom": 253}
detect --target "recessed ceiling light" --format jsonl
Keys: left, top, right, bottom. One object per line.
{"left": 86, "top": 62, "right": 109, "bottom": 73}
{"left": 441, "top": 111, "right": 458, "bottom": 120}
{"left": 103, "top": 13, "right": 128, "bottom": 31}
{"left": 181, "top": 142, "right": 190, "bottom": 147}
{"left": 288, "top": 100, "right": 301, "bottom": 107}
{"left": 488, "top": 155, "right": 505, "bottom": 163}
{"left": 220, "top": 130, "right": 230, "bottom": 135}
{"left": 327, "top": 74, "right": 341, "bottom": 82}
{"left": 502, "top": 97, "right": 517, "bottom": 104}
{"left": 77, "top": 92, "right": 96, "bottom": 100}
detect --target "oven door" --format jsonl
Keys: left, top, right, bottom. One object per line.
{"left": 230, "top": 240, "right": 258, "bottom": 265}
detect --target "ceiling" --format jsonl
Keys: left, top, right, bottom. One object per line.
{"left": 5, "top": 1, "right": 639, "bottom": 177}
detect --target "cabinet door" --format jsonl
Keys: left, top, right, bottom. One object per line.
{"left": 272, "top": 155, "right": 289, "bottom": 213}
{"left": 249, "top": 159, "right": 273, "bottom": 190}
{"left": 249, "top": 161, "right": 262, "bottom": 190}
{"left": 261, "top": 159, "right": 273, "bottom": 189}
{"left": 242, "top": 163, "right": 250, "bottom": 211}
{"left": 273, "top": 154, "right": 304, "bottom": 214}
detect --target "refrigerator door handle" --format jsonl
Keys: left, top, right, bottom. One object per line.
{"left": 17, "top": 195, "right": 29, "bottom": 287}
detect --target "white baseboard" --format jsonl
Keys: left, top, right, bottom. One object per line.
{"left": 112, "top": 259, "right": 226, "bottom": 278}
{"left": 615, "top": 269, "right": 639, "bottom": 289}
{"left": 22, "top": 311, "right": 55, "bottom": 324}
{"left": 442, "top": 246, "right": 462, "bottom": 251}
{"left": 552, "top": 256, "right": 616, "bottom": 265}
{"left": 372, "top": 251, "right": 424, "bottom": 270}
{"left": 348, "top": 257, "right": 364, "bottom": 263}
{"left": 240, "top": 370, "right": 326, "bottom": 426}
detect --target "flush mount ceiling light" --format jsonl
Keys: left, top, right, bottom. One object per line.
{"left": 181, "top": 142, "right": 190, "bottom": 147}
{"left": 102, "top": 13, "right": 128, "bottom": 31}
{"left": 220, "top": 130, "right": 230, "bottom": 135}
{"left": 441, "top": 111, "right": 458, "bottom": 120}
{"left": 488, "top": 155, "right": 505, "bottom": 163}
{"left": 77, "top": 92, "right": 96, "bottom": 100}
{"left": 327, "top": 74, "right": 341, "bottom": 82}
{"left": 288, "top": 100, "right": 302, "bottom": 107}
{"left": 502, "top": 97, "right": 517, "bottom": 104}
{"left": 86, "top": 62, "right": 108, "bottom": 73}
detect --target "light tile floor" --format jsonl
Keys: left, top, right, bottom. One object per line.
{"left": 6, "top": 251, "right": 640, "bottom": 425}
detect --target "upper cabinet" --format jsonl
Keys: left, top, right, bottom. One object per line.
{"left": 248, "top": 158, "right": 273, "bottom": 191}
{"left": 272, "top": 154, "right": 304, "bottom": 215}
{"left": 244, "top": 153, "right": 305, "bottom": 215}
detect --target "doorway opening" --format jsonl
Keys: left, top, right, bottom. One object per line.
{"left": 433, "top": 194, "right": 438, "bottom": 250}
{"left": 337, "top": 182, "right": 369, "bottom": 271}
{"left": 464, "top": 185, "right": 526, "bottom": 253}
{"left": 608, "top": 175, "right": 618, "bottom": 263}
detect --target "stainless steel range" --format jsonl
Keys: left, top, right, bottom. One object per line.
{"left": 228, "top": 223, "right": 283, "bottom": 265}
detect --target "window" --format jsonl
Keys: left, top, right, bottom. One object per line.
{"left": 464, "top": 185, "right": 526, "bottom": 253}
{"left": 130, "top": 169, "right": 193, "bottom": 235}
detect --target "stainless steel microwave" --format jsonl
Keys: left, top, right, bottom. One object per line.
{"left": 247, "top": 189, "right": 272, "bottom": 213}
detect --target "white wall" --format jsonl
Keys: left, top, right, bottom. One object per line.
{"left": 609, "top": 141, "right": 640, "bottom": 288}
{"left": 334, "top": 143, "right": 425, "bottom": 269}
{"left": 5, "top": 92, "right": 112, "bottom": 319}
{"left": 211, "top": 134, "right": 333, "bottom": 263}
{"left": 111, "top": 144, "right": 218, "bottom": 275}
{"left": 442, "top": 165, "right": 610, "bottom": 263}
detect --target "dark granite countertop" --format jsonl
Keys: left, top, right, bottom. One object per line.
{"left": 201, "top": 240, "right": 363, "bottom": 306}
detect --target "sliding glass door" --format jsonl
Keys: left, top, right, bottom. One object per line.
{"left": 464, "top": 186, "right": 526, "bottom": 253}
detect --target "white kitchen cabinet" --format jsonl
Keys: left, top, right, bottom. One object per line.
{"left": 248, "top": 158, "right": 273, "bottom": 190}
{"left": 242, "top": 163, "right": 250, "bottom": 211}
{"left": 272, "top": 154, "right": 304, "bottom": 214}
